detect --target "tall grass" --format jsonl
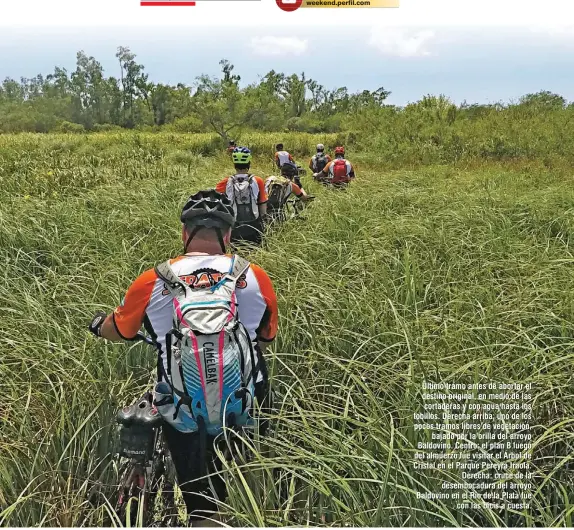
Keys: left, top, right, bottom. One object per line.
{"left": 0, "top": 133, "right": 573, "bottom": 526}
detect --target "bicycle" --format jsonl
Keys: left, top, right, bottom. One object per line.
{"left": 283, "top": 195, "right": 315, "bottom": 221}
{"left": 114, "top": 332, "right": 178, "bottom": 527}
{"left": 313, "top": 172, "right": 350, "bottom": 190}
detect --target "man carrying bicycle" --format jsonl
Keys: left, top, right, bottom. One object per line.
{"left": 265, "top": 163, "right": 312, "bottom": 221}
{"left": 89, "top": 189, "right": 278, "bottom": 524}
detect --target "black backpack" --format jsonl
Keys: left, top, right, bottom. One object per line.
{"left": 314, "top": 152, "right": 328, "bottom": 173}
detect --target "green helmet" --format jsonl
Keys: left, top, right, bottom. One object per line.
{"left": 232, "top": 146, "right": 252, "bottom": 165}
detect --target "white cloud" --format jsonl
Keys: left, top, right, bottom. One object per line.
{"left": 249, "top": 36, "right": 308, "bottom": 56}
{"left": 369, "top": 27, "right": 436, "bottom": 57}
{"left": 529, "top": 25, "right": 574, "bottom": 40}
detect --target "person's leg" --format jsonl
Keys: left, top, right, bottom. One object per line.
{"left": 254, "top": 347, "right": 272, "bottom": 437}
{"left": 162, "top": 423, "right": 227, "bottom": 522}
{"left": 231, "top": 221, "right": 263, "bottom": 246}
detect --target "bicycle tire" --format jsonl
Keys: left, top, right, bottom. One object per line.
{"left": 116, "top": 461, "right": 150, "bottom": 527}
{"left": 148, "top": 432, "right": 179, "bottom": 527}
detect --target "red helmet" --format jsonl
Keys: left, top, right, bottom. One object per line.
{"left": 335, "top": 146, "right": 345, "bottom": 155}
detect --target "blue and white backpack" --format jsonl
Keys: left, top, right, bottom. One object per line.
{"left": 153, "top": 255, "right": 257, "bottom": 437}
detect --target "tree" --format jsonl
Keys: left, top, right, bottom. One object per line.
{"left": 70, "top": 51, "right": 107, "bottom": 127}
{"left": 519, "top": 91, "right": 566, "bottom": 110}
{"left": 115, "top": 46, "right": 149, "bottom": 128}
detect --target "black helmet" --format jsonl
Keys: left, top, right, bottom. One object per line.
{"left": 181, "top": 189, "right": 235, "bottom": 229}
{"left": 281, "top": 161, "right": 298, "bottom": 178}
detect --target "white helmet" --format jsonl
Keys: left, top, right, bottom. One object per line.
{"left": 316, "top": 143, "right": 324, "bottom": 151}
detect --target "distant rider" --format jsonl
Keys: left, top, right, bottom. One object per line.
{"left": 313, "top": 146, "right": 355, "bottom": 188}
{"left": 309, "top": 144, "right": 331, "bottom": 174}
{"left": 216, "top": 146, "right": 268, "bottom": 246}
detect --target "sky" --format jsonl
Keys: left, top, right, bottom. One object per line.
{"left": 1, "top": 0, "right": 574, "bottom": 106}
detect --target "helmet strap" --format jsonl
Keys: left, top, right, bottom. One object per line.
{"left": 216, "top": 227, "right": 226, "bottom": 254}
{"left": 184, "top": 225, "right": 201, "bottom": 253}
{"left": 183, "top": 225, "right": 227, "bottom": 254}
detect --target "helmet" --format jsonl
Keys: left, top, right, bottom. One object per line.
{"left": 281, "top": 161, "right": 299, "bottom": 178}
{"left": 276, "top": 143, "right": 284, "bottom": 150}
{"left": 316, "top": 143, "right": 324, "bottom": 151}
{"left": 228, "top": 140, "right": 236, "bottom": 146}
{"left": 181, "top": 189, "right": 235, "bottom": 229}
{"left": 335, "top": 146, "right": 345, "bottom": 155}
{"left": 231, "top": 146, "right": 252, "bottom": 165}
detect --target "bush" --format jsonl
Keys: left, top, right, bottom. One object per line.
{"left": 92, "top": 123, "right": 124, "bottom": 133}
{"left": 56, "top": 121, "right": 86, "bottom": 134}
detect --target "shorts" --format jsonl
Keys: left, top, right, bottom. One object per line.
{"left": 162, "top": 423, "right": 227, "bottom": 522}
{"left": 231, "top": 218, "right": 264, "bottom": 246}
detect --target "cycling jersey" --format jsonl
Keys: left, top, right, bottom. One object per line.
{"left": 275, "top": 151, "right": 294, "bottom": 168}
{"left": 112, "top": 254, "right": 278, "bottom": 377}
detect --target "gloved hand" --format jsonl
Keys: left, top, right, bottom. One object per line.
{"left": 89, "top": 311, "right": 108, "bottom": 337}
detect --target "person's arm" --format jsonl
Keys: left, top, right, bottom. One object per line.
{"left": 251, "top": 265, "right": 278, "bottom": 354}
{"left": 291, "top": 182, "right": 309, "bottom": 201}
{"left": 89, "top": 269, "right": 156, "bottom": 342}
{"left": 258, "top": 342, "right": 269, "bottom": 356}
{"left": 256, "top": 176, "right": 268, "bottom": 217}
{"left": 315, "top": 161, "right": 332, "bottom": 179}
{"left": 308, "top": 157, "right": 314, "bottom": 171}
{"left": 215, "top": 177, "right": 229, "bottom": 193}
{"left": 349, "top": 162, "right": 356, "bottom": 179}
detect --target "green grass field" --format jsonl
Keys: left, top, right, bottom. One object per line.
{"left": 0, "top": 133, "right": 573, "bottom": 527}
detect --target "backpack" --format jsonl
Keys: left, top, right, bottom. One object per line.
{"left": 153, "top": 255, "right": 257, "bottom": 439}
{"left": 226, "top": 174, "right": 259, "bottom": 224}
{"left": 265, "top": 176, "right": 292, "bottom": 211}
{"left": 313, "top": 153, "right": 328, "bottom": 173}
{"left": 331, "top": 159, "right": 349, "bottom": 183}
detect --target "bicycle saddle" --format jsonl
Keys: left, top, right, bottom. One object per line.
{"left": 116, "top": 393, "right": 162, "bottom": 428}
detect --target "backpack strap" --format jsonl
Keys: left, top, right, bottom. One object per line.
{"left": 154, "top": 260, "right": 188, "bottom": 297}
{"left": 228, "top": 254, "right": 251, "bottom": 282}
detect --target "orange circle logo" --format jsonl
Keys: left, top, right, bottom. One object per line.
{"left": 276, "top": 0, "right": 302, "bottom": 11}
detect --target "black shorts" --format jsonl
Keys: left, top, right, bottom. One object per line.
{"left": 161, "top": 423, "right": 226, "bottom": 521}
{"left": 231, "top": 218, "right": 264, "bottom": 245}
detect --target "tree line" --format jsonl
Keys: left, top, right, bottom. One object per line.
{"left": 0, "top": 46, "right": 569, "bottom": 137}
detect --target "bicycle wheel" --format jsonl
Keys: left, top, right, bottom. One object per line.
{"left": 148, "top": 432, "right": 179, "bottom": 527}
{"left": 116, "top": 461, "right": 151, "bottom": 527}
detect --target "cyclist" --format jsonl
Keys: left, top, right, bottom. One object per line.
{"left": 265, "top": 163, "right": 312, "bottom": 219}
{"left": 279, "top": 159, "right": 305, "bottom": 189}
{"left": 274, "top": 143, "right": 295, "bottom": 170}
{"left": 309, "top": 144, "right": 331, "bottom": 174}
{"left": 88, "top": 189, "right": 278, "bottom": 524}
{"left": 227, "top": 140, "right": 236, "bottom": 154}
{"left": 313, "top": 146, "right": 355, "bottom": 188}
{"left": 215, "top": 146, "right": 268, "bottom": 246}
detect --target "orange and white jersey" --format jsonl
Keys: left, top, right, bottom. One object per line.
{"left": 275, "top": 150, "right": 294, "bottom": 167}
{"left": 112, "top": 254, "right": 278, "bottom": 377}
